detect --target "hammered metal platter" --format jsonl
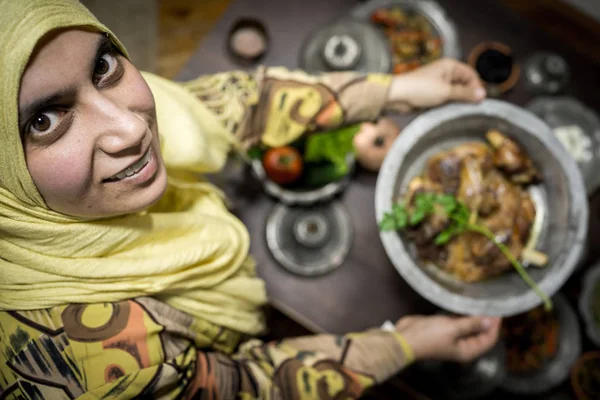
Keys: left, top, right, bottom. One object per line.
{"left": 351, "top": 0, "right": 461, "bottom": 61}
{"left": 375, "top": 99, "right": 588, "bottom": 317}
{"left": 266, "top": 201, "right": 353, "bottom": 276}
{"left": 501, "top": 294, "right": 581, "bottom": 395}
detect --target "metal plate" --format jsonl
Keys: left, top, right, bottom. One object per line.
{"left": 524, "top": 52, "right": 570, "bottom": 95}
{"left": 266, "top": 201, "right": 353, "bottom": 276}
{"left": 418, "top": 340, "right": 506, "bottom": 399}
{"left": 502, "top": 294, "right": 582, "bottom": 395}
{"left": 299, "top": 18, "right": 392, "bottom": 73}
{"left": 351, "top": 0, "right": 461, "bottom": 61}
{"left": 579, "top": 262, "right": 600, "bottom": 347}
{"left": 375, "top": 99, "right": 588, "bottom": 317}
{"left": 527, "top": 96, "right": 600, "bottom": 195}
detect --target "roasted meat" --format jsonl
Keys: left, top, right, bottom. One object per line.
{"left": 487, "top": 129, "right": 541, "bottom": 184}
{"left": 405, "top": 130, "right": 540, "bottom": 282}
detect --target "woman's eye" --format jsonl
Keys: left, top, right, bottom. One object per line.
{"left": 94, "top": 53, "right": 117, "bottom": 79}
{"left": 29, "top": 111, "right": 61, "bottom": 134}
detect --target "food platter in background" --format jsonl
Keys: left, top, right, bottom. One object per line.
{"left": 501, "top": 294, "right": 581, "bottom": 395}
{"left": 527, "top": 96, "right": 600, "bottom": 196}
{"left": 579, "top": 262, "right": 600, "bottom": 348}
{"left": 352, "top": 0, "right": 461, "bottom": 74}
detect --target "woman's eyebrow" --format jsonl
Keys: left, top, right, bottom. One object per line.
{"left": 18, "top": 86, "right": 77, "bottom": 128}
{"left": 18, "top": 34, "right": 112, "bottom": 128}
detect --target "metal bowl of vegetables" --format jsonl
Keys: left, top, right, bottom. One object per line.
{"left": 250, "top": 125, "right": 358, "bottom": 206}
{"left": 375, "top": 99, "right": 588, "bottom": 316}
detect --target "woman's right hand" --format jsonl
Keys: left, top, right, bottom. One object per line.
{"left": 395, "top": 315, "right": 502, "bottom": 363}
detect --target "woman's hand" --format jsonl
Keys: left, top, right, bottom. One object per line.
{"left": 386, "top": 58, "right": 486, "bottom": 110}
{"left": 395, "top": 315, "right": 502, "bottom": 363}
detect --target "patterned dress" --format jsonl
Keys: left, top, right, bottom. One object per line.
{"left": 0, "top": 68, "right": 413, "bottom": 399}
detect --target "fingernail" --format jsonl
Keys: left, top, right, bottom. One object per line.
{"left": 481, "top": 317, "right": 493, "bottom": 330}
{"left": 474, "top": 87, "right": 486, "bottom": 100}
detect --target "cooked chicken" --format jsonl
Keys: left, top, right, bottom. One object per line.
{"left": 486, "top": 129, "right": 540, "bottom": 184}
{"left": 405, "top": 131, "right": 540, "bottom": 282}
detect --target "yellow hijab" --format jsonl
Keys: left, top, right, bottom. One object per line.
{"left": 0, "top": 0, "right": 267, "bottom": 335}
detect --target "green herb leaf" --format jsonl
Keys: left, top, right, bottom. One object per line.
{"left": 409, "top": 209, "right": 427, "bottom": 226}
{"left": 435, "top": 222, "right": 463, "bottom": 245}
{"left": 393, "top": 203, "right": 408, "bottom": 228}
{"left": 247, "top": 146, "right": 263, "bottom": 160}
{"left": 379, "top": 213, "right": 398, "bottom": 231}
{"left": 379, "top": 190, "right": 553, "bottom": 311}
{"left": 436, "top": 194, "right": 457, "bottom": 214}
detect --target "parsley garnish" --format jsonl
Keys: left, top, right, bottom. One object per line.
{"left": 380, "top": 192, "right": 552, "bottom": 311}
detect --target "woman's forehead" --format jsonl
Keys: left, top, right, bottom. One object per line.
{"left": 20, "top": 30, "right": 103, "bottom": 109}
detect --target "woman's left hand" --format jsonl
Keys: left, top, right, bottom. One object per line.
{"left": 386, "top": 58, "right": 486, "bottom": 110}
{"left": 395, "top": 314, "right": 502, "bottom": 363}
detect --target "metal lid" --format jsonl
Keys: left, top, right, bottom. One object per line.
{"left": 265, "top": 201, "right": 353, "bottom": 276}
{"left": 527, "top": 96, "right": 600, "bottom": 195}
{"left": 524, "top": 52, "right": 570, "bottom": 95}
{"left": 299, "top": 18, "right": 392, "bottom": 73}
{"left": 501, "top": 294, "right": 581, "bottom": 395}
{"left": 351, "top": 0, "right": 461, "bottom": 61}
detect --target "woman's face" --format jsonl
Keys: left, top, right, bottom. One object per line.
{"left": 18, "top": 29, "right": 167, "bottom": 218}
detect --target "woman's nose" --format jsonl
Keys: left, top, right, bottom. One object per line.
{"left": 88, "top": 91, "right": 148, "bottom": 155}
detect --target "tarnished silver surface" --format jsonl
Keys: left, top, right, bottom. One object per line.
{"left": 351, "top": 0, "right": 461, "bottom": 61}
{"left": 527, "top": 96, "right": 600, "bottom": 195}
{"left": 375, "top": 99, "right": 588, "bottom": 316}
{"left": 266, "top": 201, "right": 353, "bottom": 276}
{"left": 419, "top": 338, "right": 506, "bottom": 399}
{"left": 579, "top": 262, "right": 600, "bottom": 347}
{"left": 502, "top": 294, "right": 581, "bottom": 394}
{"left": 299, "top": 18, "right": 391, "bottom": 73}
{"left": 251, "top": 154, "right": 355, "bottom": 207}
{"left": 524, "top": 52, "right": 570, "bottom": 95}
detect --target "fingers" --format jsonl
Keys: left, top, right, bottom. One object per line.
{"left": 449, "top": 83, "right": 486, "bottom": 102}
{"left": 441, "top": 58, "right": 486, "bottom": 103}
{"left": 455, "top": 317, "right": 502, "bottom": 362}
{"left": 453, "top": 316, "right": 488, "bottom": 337}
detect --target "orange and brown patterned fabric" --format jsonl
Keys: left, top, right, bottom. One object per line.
{"left": 0, "top": 298, "right": 411, "bottom": 399}
{"left": 0, "top": 68, "right": 412, "bottom": 399}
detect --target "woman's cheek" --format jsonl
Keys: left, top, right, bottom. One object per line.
{"left": 27, "top": 146, "right": 93, "bottom": 202}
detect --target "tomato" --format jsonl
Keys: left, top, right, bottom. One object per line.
{"left": 262, "top": 146, "right": 303, "bottom": 185}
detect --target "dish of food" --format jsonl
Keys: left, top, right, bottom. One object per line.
{"left": 376, "top": 100, "right": 588, "bottom": 317}
{"left": 369, "top": 6, "right": 442, "bottom": 74}
{"left": 571, "top": 351, "right": 600, "bottom": 400}
{"left": 381, "top": 129, "right": 547, "bottom": 281}
{"left": 500, "top": 293, "right": 581, "bottom": 395}
{"left": 502, "top": 305, "right": 559, "bottom": 374}
{"left": 579, "top": 263, "right": 600, "bottom": 347}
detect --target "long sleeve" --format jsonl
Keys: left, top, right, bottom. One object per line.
{"left": 0, "top": 300, "right": 413, "bottom": 400}
{"left": 79, "top": 330, "right": 413, "bottom": 399}
{"left": 228, "top": 330, "right": 414, "bottom": 399}
{"left": 183, "top": 67, "right": 395, "bottom": 150}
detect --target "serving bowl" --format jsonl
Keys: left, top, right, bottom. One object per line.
{"left": 375, "top": 99, "right": 588, "bottom": 316}
{"left": 251, "top": 154, "right": 355, "bottom": 207}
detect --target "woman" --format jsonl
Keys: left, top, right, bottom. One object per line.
{"left": 0, "top": 1, "right": 500, "bottom": 398}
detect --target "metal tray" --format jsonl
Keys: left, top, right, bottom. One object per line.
{"left": 375, "top": 99, "right": 588, "bottom": 316}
